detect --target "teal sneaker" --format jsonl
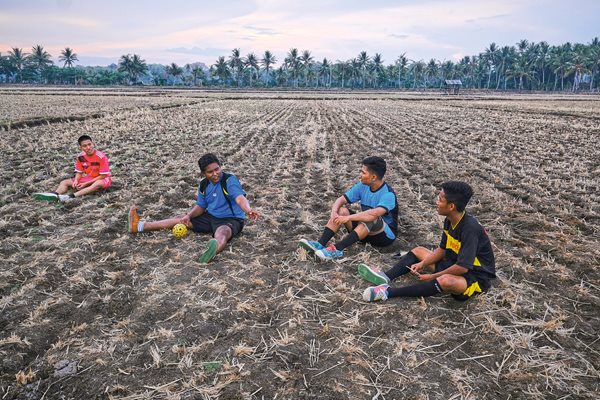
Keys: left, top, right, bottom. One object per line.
{"left": 362, "top": 284, "right": 390, "bottom": 302}
{"left": 315, "top": 245, "right": 343, "bottom": 261}
{"left": 298, "top": 239, "right": 325, "bottom": 255}
{"left": 358, "top": 264, "right": 390, "bottom": 285}
{"left": 32, "top": 192, "right": 59, "bottom": 202}
{"left": 199, "top": 239, "right": 218, "bottom": 264}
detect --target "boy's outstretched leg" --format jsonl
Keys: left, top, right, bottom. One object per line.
{"left": 129, "top": 207, "right": 186, "bottom": 234}
{"left": 363, "top": 280, "right": 443, "bottom": 302}
{"left": 199, "top": 225, "right": 232, "bottom": 264}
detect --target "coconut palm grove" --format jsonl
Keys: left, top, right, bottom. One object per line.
{"left": 1, "top": 38, "right": 600, "bottom": 90}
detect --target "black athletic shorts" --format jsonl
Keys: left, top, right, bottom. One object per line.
{"left": 435, "top": 259, "right": 492, "bottom": 301}
{"left": 191, "top": 213, "right": 244, "bottom": 237}
{"left": 351, "top": 220, "right": 395, "bottom": 247}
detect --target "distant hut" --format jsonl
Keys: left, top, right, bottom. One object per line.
{"left": 444, "top": 79, "right": 462, "bottom": 95}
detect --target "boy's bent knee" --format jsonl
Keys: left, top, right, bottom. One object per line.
{"left": 338, "top": 207, "right": 350, "bottom": 216}
{"left": 437, "top": 275, "right": 467, "bottom": 293}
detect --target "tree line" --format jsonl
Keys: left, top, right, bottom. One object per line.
{"left": 1, "top": 38, "right": 600, "bottom": 91}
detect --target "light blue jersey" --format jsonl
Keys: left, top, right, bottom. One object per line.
{"left": 344, "top": 182, "right": 399, "bottom": 240}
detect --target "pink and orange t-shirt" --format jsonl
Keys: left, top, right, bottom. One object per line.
{"left": 75, "top": 150, "right": 111, "bottom": 178}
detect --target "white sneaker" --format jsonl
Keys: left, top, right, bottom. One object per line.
{"left": 58, "top": 194, "right": 75, "bottom": 203}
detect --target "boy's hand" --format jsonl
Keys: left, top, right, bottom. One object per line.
{"left": 180, "top": 215, "right": 192, "bottom": 228}
{"left": 246, "top": 209, "right": 260, "bottom": 222}
{"left": 410, "top": 261, "right": 424, "bottom": 276}
{"left": 333, "top": 215, "right": 350, "bottom": 225}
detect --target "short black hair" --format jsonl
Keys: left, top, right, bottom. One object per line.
{"left": 441, "top": 181, "right": 473, "bottom": 212}
{"left": 78, "top": 135, "right": 92, "bottom": 145}
{"left": 362, "top": 156, "right": 386, "bottom": 179}
{"left": 198, "top": 153, "right": 221, "bottom": 172}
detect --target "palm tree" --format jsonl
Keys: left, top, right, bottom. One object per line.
{"left": 587, "top": 37, "right": 600, "bottom": 91}
{"left": 191, "top": 65, "right": 205, "bottom": 86}
{"left": 118, "top": 54, "right": 148, "bottom": 85}
{"left": 550, "top": 43, "right": 571, "bottom": 91}
{"left": 8, "top": 48, "right": 27, "bottom": 82}
{"left": 534, "top": 41, "right": 550, "bottom": 90}
{"left": 440, "top": 60, "right": 454, "bottom": 85}
{"left": 424, "top": 58, "right": 439, "bottom": 87}
{"left": 260, "top": 50, "right": 277, "bottom": 86}
{"left": 567, "top": 43, "right": 589, "bottom": 91}
{"left": 228, "top": 48, "right": 243, "bottom": 86}
{"left": 495, "top": 46, "right": 513, "bottom": 89}
{"left": 245, "top": 53, "right": 259, "bottom": 87}
{"left": 371, "top": 53, "right": 385, "bottom": 88}
{"left": 273, "top": 65, "right": 287, "bottom": 86}
{"left": 165, "top": 62, "right": 183, "bottom": 85}
{"left": 29, "top": 45, "right": 53, "bottom": 82}
{"left": 59, "top": 47, "right": 78, "bottom": 68}
{"left": 410, "top": 60, "right": 425, "bottom": 88}
{"left": 319, "top": 58, "right": 331, "bottom": 87}
{"left": 395, "top": 54, "right": 408, "bottom": 88}
{"left": 357, "top": 51, "right": 370, "bottom": 88}
{"left": 132, "top": 54, "right": 148, "bottom": 83}
{"left": 506, "top": 54, "right": 533, "bottom": 90}
{"left": 212, "top": 56, "right": 230, "bottom": 85}
{"left": 300, "top": 50, "right": 314, "bottom": 86}
{"left": 483, "top": 42, "right": 499, "bottom": 89}
{"left": 284, "top": 48, "right": 300, "bottom": 87}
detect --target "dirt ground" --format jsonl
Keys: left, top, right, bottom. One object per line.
{"left": 1, "top": 88, "right": 599, "bottom": 399}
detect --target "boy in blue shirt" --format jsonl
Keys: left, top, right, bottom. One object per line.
{"left": 128, "top": 153, "right": 259, "bottom": 263}
{"left": 299, "top": 156, "right": 398, "bottom": 260}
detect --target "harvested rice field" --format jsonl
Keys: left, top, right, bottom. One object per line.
{"left": 1, "top": 88, "right": 599, "bottom": 399}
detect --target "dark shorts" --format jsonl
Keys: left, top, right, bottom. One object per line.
{"left": 191, "top": 213, "right": 244, "bottom": 237}
{"left": 351, "top": 220, "right": 395, "bottom": 247}
{"left": 435, "top": 260, "right": 492, "bottom": 301}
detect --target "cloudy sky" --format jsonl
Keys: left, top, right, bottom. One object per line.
{"left": 1, "top": 0, "right": 598, "bottom": 67}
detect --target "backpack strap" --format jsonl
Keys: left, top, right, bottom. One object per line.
{"left": 220, "top": 172, "right": 235, "bottom": 215}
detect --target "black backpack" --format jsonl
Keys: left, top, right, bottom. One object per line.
{"left": 199, "top": 172, "right": 235, "bottom": 215}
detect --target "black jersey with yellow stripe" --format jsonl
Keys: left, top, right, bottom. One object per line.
{"left": 439, "top": 213, "right": 496, "bottom": 278}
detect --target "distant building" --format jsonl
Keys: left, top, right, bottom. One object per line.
{"left": 444, "top": 79, "right": 462, "bottom": 95}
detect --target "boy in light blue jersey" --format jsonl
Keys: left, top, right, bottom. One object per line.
{"left": 299, "top": 156, "right": 399, "bottom": 260}
{"left": 128, "top": 153, "right": 259, "bottom": 263}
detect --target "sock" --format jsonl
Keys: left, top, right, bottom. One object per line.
{"left": 137, "top": 221, "right": 145, "bottom": 232}
{"left": 385, "top": 251, "right": 419, "bottom": 281}
{"left": 387, "top": 279, "right": 442, "bottom": 298}
{"left": 318, "top": 227, "right": 335, "bottom": 246}
{"left": 334, "top": 231, "right": 359, "bottom": 251}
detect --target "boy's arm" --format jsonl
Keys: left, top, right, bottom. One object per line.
{"left": 330, "top": 196, "right": 348, "bottom": 219}
{"left": 410, "top": 247, "right": 446, "bottom": 274}
{"left": 413, "top": 247, "right": 468, "bottom": 281}
{"left": 75, "top": 173, "right": 106, "bottom": 189}
{"left": 73, "top": 172, "right": 83, "bottom": 187}
{"left": 344, "top": 206, "right": 385, "bottom": 223}
{"left": 181, "top": 205, "right": 205, "bottom": 227}
{"left": 235, "top": 195, "right": 260, "bottom": 221}
{"left": 417, "top": 263, "right": 468, "bottom": 281}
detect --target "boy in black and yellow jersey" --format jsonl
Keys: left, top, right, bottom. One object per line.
{"left": 359, "top": 181, "right": 495, "bottom": 302}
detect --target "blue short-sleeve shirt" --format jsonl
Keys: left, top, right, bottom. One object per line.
{"left": 196, "top": 173, "right": 246, "bottom": 220}
{"left": 344, "top": 182, "right": 399, "bottom": 239}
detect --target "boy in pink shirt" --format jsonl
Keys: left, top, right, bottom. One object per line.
{"left": 33, "top": 135, "right": 112, "bottom": 202}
